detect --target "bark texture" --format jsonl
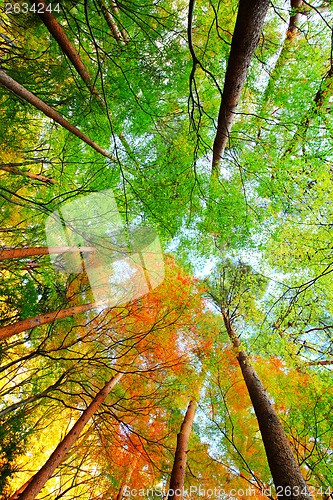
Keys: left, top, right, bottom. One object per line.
{"left": 211, "top": 0, "right": 270, "bottom": 177}
{"left": 0, "top": 302, "right": 99, "bottom": 341}
{"left": 0, "top": 164, "right": 56, "bottom": 184}
{"left": 30, "top": 0, "right": 99, "bottom": 96}
{"left": 96, "top": 0, "right": 127, "bottom": 43}
{"left": 167, "top": 400, "right": 197, "bottom": 500}
{"left": 221, "top": 308, "right": 313, "bottom": 500}
{"left": 17, "top": 373, "right": 123, "bottom": 500}
{"left": 0, "top": 70, "right": 114, "bottom": 160}
{"left": 0, "top": 246, "right": 94, "bottom": 261}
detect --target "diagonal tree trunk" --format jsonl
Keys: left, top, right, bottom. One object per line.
{"left": 221, "top": 307, "right": 313, "bottom": 500}
{"left": 0, "top": 301, "right": 101, "bottom": 341}
{"left": 211, "top": 0, "right": 270, "bottom": 179}
{"left": 167, "top": 400, "right": 197, "bottom": 500}
{"left": 15, "top": 372, "right": 123, "bottom": 500}
{"left": 0, "top": 70, "right": 115, "bottom": 161}
{"left": 0, "top": 246, "right": 94, "bottom": 261}
{"left": 0, "top": 164, "right": 56, "bottom": 184}
{"left": 29, "top": 0, "right": 101, "bottom": 99}
{"left": 96, "top": 0, "right": 128, "bottom": 43}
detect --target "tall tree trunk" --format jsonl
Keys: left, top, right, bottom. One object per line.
{"left": 283, "top": 67, "right": 333, "bottom": 156}
{"left": 0, "top": 164, "right": 56, "bottom": 184}
{"left": 0, "top": 246, "right": 94, "bottom": 261}
{"left": 211, "top": 0, "right": 270, "bottom": 178}
{"left": 258, "top": 0, "right": 303, "bottom": 137}
{"left": 96, "top": 0, "right": 128, "bottom": 43}
{"left": 221, "top": 308, "right": 313, "bottom": 500}
{"left": 30, "top": 0, "right": 100, "bottom": 98}
{"left": 0, "top": 70, "right": 114, "bottom": 160}
{"left": 167, "top": 400, "right": 197, "bottom": 500}
{"left": 0, "top": 301, "right": 100, "bottom": 341}
{"left": 16, "top": 372, "right": 123, "bottom": 500}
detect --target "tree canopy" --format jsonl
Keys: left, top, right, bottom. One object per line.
{"left": 0, "top": 0, "right": 333, "bottom": 498}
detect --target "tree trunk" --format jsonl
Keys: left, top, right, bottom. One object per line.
{"left": 0, "top": 164, "right": 56, "bottom": 184}
{"left": 0, "top": 246, "right": 94, "bottom": 261}
{"left": 221, "top": 308, "right": 313, "bottom": 500}
{"left": 0, "top": 301, "right": 101, "bottom": 341}
{"left": 211, "top": 0, "right": 270, "bottom": 178}
{"left": 96, "top": 0, "right": 127, "bottom": 43}
{"left": 0, "top": 70, "right": 114, "bottom": 160}
{"left": 167, "top": 400, "right": 197, "bottom": 500}
{"left": 16, "top": 372, "right": 123, "bottom": 500}
{"left": 30, "top": 0, "right": 101, "bottom": 98}
{"left": 258, "top": 0, "right": 303, "bottom": 136}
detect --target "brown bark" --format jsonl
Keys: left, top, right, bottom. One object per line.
{"left": 306, "top": 360, "right": 333, "bottom": 366}
{"left": 221, "top": 308, "right": 313, "bottom": 500}
{"left": 0, "top": 70, "right": 114, "bottom": 160}
{"left": 96, "top": 0, "right": 128, "bottom": 43}
{"left": 0, "top": 246, "right": 94, "bottom": 261}
{"left": 0, "top": 301, "right": 100, "bottom": 341}
{"left": 287, "top": 0, "right": 304, "bottom": 40}
{"left": 16, "top": 372, "right": 123, "bottom": 500}
{"left": 30, "top": 0, "right": 100, "bottom": 98}
{"left": 167, "top": 400, "right": 197, "bottom": 500}
{"left": 211, "top": 0, "right": 270, "bottom": 178}
{"left": 0, "top": 164, "right": 56, "bottom": 184}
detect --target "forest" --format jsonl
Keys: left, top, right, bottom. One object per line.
{"left": 0, "top": 0, "right": 333, "bottom": 498}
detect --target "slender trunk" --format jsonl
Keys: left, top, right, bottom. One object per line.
{"left": 167, "top": 400, "right": 197, "bottom": 500}
{"left": 110, "top": 0, "right": 128, "bottom": 40}
{"left": 96, "top": 0, "right": 127, "bottom": 43}
{"left": 30, "top": 0, "right": 100, "bottom": 98}
{"left": 0, "top": 301, "right": 100, "bottom": 341}
{"left": 221, "top": 308, "right": 313, "bottom": 500}
{"left": 283, "top": 68, "right": 333, "bottom": 156}
{"left": 0, "top": 164, "right": 56, "bottom": 184}
{"left": 258, "top": 0, "right": 303, "bottom": 136}
{"left": 0, "top": 246, "right": 94, "bottom": 261}
{"left": 0, "top": 70, "right": 114, "bottom": 160}
{"left": 16, "top": 372, "right": 123, "bottom": 500}
{"left": 116, "top": 454, "right": 139, "bottom": 500}
{"left": 211, "top": 0, "right": 270, "bottom": 178}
